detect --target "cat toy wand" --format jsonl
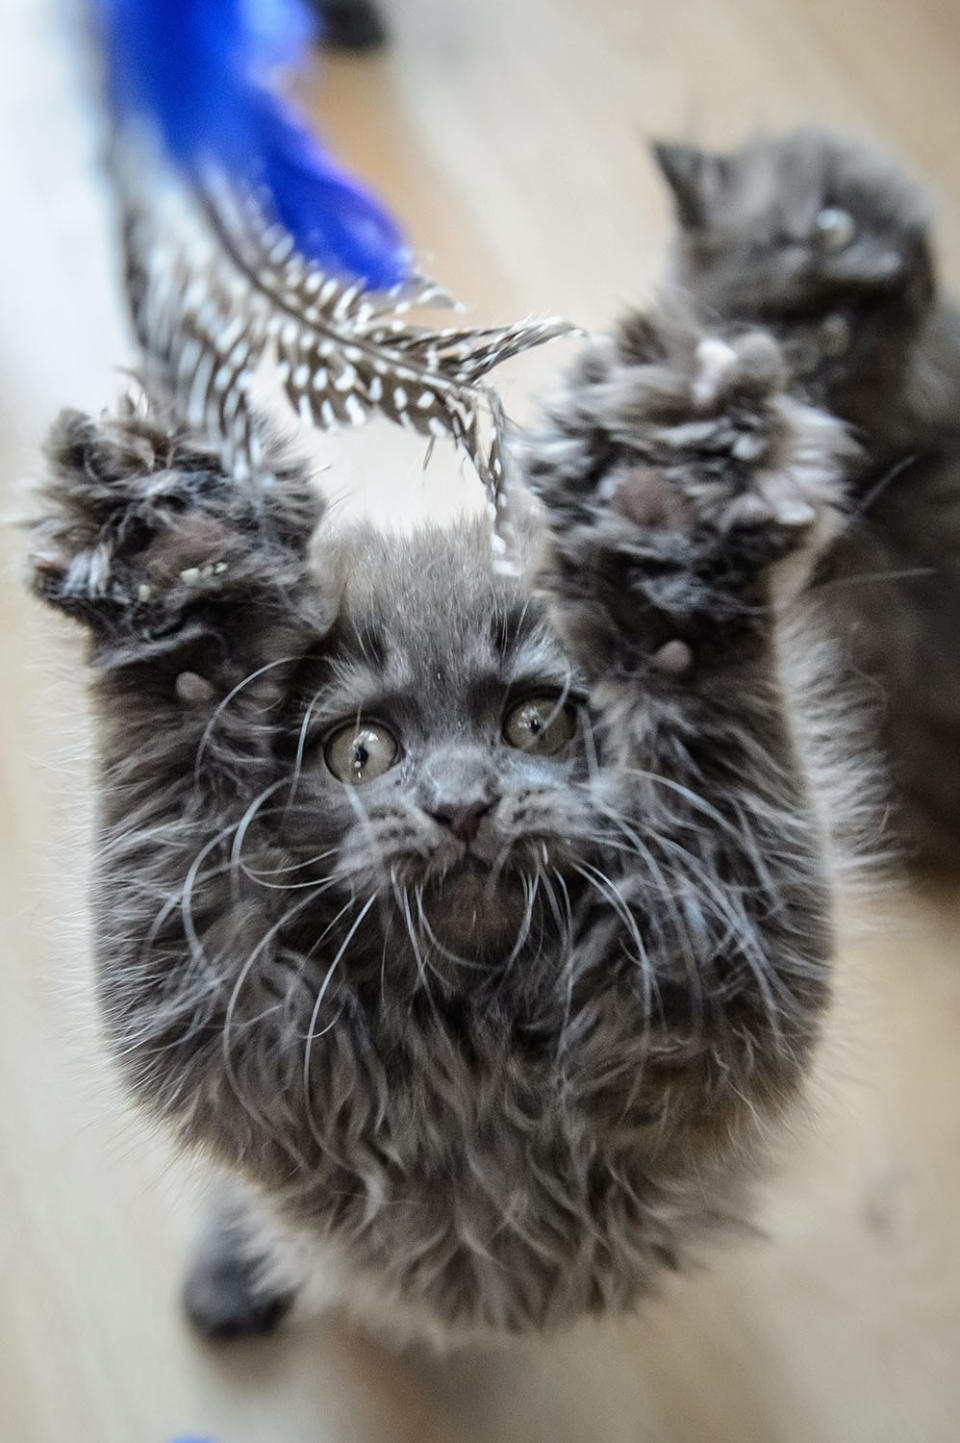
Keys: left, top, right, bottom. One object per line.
{"left": 88, "top": 0, "right": 571, "bottom": 530}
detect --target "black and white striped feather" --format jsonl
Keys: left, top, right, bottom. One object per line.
{"left": 119, "top": 148, "right": 573, "bottom": 525}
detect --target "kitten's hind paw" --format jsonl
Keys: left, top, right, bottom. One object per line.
{"left": 184, "top": 1220, "right": 295, "bottom": 1342}
{"left": 522, "top": 309, "right": 855, "bottom": 672}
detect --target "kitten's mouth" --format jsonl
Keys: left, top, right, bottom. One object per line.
{"left": 420, "top": 833, "right": 508, "bottom": 879}
{"left": 447, "top": 851, "right": 491, "bottom": 875}
{"left": 415, "top": 854, "right": 530, "bottom": 956}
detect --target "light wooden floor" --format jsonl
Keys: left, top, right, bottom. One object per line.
{"left": 3, "top": 0, "right": 960, "bottom": 1439}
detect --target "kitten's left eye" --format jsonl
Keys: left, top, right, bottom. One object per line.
{"left": 815, "top": 206, "right": 856, "bottom": 252}
{"left": 325, "top": 722, "right": 398, "bottom": 784}
{"left": 503, "top": 697, "right": 576, "bottom": 756}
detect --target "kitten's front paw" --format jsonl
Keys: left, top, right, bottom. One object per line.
{"left": 522, "top": 310, "right": 854, "bottom": 672}
{"left": 28, "top": 405, "right": 322, "bottom": 637}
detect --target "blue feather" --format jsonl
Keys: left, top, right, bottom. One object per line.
{"left": 93, "top": 0, "right": 410, "bottom": 288}
{"left": 253, "top": 96, "right": 409, "bottom": 286}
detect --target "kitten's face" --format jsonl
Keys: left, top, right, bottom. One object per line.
{"left": 271, "top": 524, "right": 598, "bottom": 959}
{"left": 654, "top": 129, "right": 934, "bottom": 374}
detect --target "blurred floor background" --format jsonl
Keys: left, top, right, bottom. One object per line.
{"left": 2, "top": 0, "right": 960, "bottom": 1439}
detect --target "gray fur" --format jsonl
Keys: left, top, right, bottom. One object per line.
{"left": 28, "top": 311, "right": 850, "bottom": 1342}
{"left": 656, "top": 127, "right": 960, "bottom": 858}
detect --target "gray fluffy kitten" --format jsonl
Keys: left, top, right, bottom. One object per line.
{"left": 655, "top": 128, "right": 960, "bottom": 859}
{"left": 30, "top": 310, "right": 850, "bottom": 1345}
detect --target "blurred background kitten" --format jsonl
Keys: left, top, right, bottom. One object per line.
{"left": 656, "top": 128, "right": 960, "bottom": 860}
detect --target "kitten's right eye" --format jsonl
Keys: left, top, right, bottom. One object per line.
{"left": 325, "top": 722, "right": 398, "bottom": 785}
{"left": 503, "top": 697, "right": 576, "bottom": 756}
{"left": 815, "top": 206, "right": 856, "bottom": 252}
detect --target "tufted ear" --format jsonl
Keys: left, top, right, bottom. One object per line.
{"left": 28, "top": 405, "right": 325, "bottom": 642}
{"left": 651, "top": 140, "right": 730, "bottom": 230}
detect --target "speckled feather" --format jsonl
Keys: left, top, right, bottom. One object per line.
{"left": 119, "top": 150, "right": 572, "bottom": 524}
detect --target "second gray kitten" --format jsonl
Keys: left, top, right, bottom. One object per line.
{"left": 655, "top": 128, "right": 960, "bottom": 859}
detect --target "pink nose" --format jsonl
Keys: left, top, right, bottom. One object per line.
{"left": 427, "top": 801, "right": 493, "bottom": 844}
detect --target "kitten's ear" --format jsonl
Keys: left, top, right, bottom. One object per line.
{"left": 652, "top": 141, "right": 730, "bottom": 229}
{"left": 28, "top": 406, "right": 325, "bottom": 637}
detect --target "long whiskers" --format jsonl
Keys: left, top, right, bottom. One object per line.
{"left": 301, "top": 893, "right": 377, "bottom": 1152}
{"left": 393, "top": 872, "right": 441, "bottom": 1008}
{"left": 220, "top": 881, "right": 342, "bottom": 1162}
{"left": 193, "top": 655, "right": 296, "bottom": 783}
{"left": 228, "top": 777, "right": 297, "bottom": 902}
{"left": 572, "top": 861, "right": 659, "bottom": 1028}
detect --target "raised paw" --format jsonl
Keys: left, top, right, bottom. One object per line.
{"left": 521, "top": 308, "right": 855, "bottom": 673}
{"left": 28, "top": 403, "right": 322, "bottom": 639}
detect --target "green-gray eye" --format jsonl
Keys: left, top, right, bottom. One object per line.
{"left": 503, "top": 697, "right": 576, "bottom": 756}
{"left": 815, "top": 206, "right": 855, "bottom": 252}
{"left": 325, "top": 722, "right": 398, "bottom": 784}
